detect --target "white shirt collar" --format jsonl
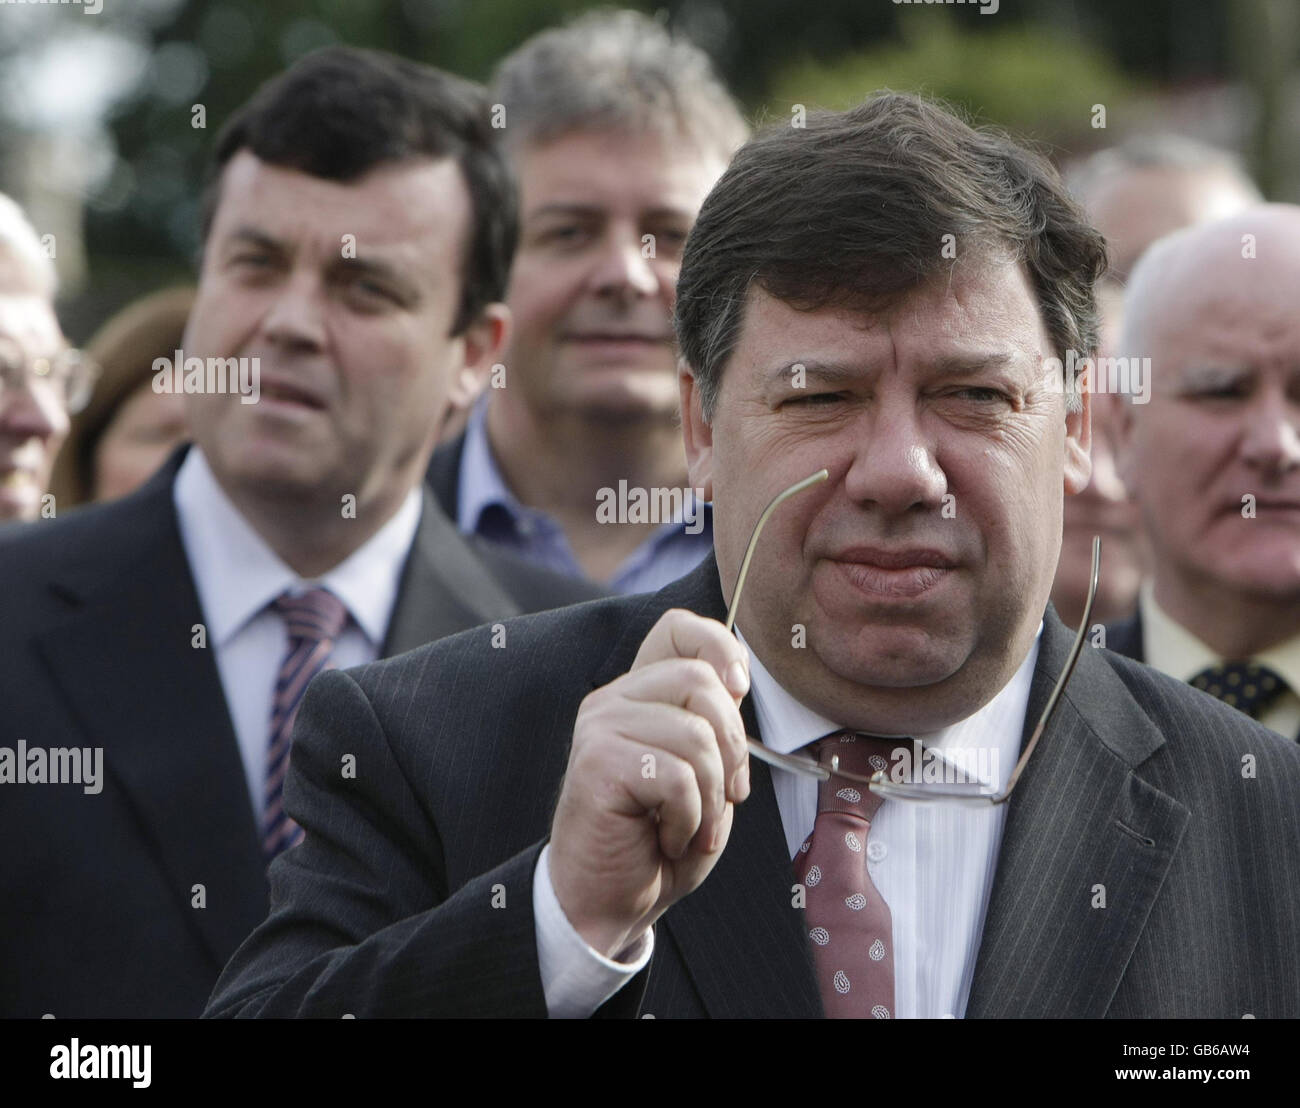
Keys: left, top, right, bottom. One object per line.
{"left": 173, "top": 447, "right": 423, "bottom": 648}
{"left": 737, "top": 622, "right": 1043, "bottom": 792}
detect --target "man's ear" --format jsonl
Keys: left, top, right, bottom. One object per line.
{"left": 679, "top": 359, "right": 715, "bottom": 502}
{"left": 449, "top": 303, "right": 510, "bottom": 411}
{"left": 1112, "top": 392, "right": 1138, "bottom": 497}
{"left": 1063, "top": 375, "right": 1093, "bottom": 496}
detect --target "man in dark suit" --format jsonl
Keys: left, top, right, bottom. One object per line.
{"left": 0, "top": 47, "right": 596, "bottom": 1019}
{"left": 208, "top": 93, "right": 1300, "bottom": 1019}
{"left": 1107, "top": 205, "right": 1300, "bottom": 743}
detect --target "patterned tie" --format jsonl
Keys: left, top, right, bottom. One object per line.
{"left": 1189, "top": 661, "right": 1289, "bottom": 722}
{"left": 264, "top": 588, "right": 348, "bottom": 862}
{"left": 793, "top": 730, "right": 910, "bottom": 1019}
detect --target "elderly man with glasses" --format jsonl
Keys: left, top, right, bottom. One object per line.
{"left": 0, "top": 192, "right": 97, "bottom": 522}
{"left": 208, "top": 94, "right": 1300, "bottom": 1020}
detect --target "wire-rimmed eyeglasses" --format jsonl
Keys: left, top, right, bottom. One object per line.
{"left": 0, "top": 340, "right": 100, "bottom": 415}
{"left": 725, "top": 468, "right": 1101, "bottom": 808}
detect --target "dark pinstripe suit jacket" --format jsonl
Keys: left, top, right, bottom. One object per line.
{"left": 207, "top": 556, "right": 1300, "bottom": 1018}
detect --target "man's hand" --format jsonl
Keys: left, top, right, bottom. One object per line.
{"left": 548, "top": 609, "right": 752, "bottom": 959}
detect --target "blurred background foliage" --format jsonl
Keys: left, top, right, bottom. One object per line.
{"left": 768, "top": 13, "right": 1142, "bottom": 141}
{"left": 0, "top": 0, "right": 1294, "bottom": 339}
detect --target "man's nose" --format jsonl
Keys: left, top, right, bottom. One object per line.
{"left": 1240, "top": 389, "right": 1300, "bottom": 476}
{"left": 0, "top": 378, "right": 66, "bottom": 442}
{"left": 259, "top": 272, "right": 328, "bottom": 351}
{"left": 588, "top": 231, "right": 661, "bottom": 302}
{"left": 841, "top": 403, "right": 948, "bottom": 515}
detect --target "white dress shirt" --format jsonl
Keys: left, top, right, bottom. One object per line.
{"left": 173, "top": 448, "right": 422, "bottom": 813}
{"left": 534, "top": 622, "right": 1041, "bottom": 1019}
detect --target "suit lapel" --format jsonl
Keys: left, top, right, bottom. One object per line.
{"left": 965, "top": 610, "right": 1189, "bottom": 1017}
{"left": 594, "top": 556, "right": 823, "bottom": 1017}
{"left": 33, "top": 461, "right": 267, "bottom": 968}
{"left": 382, "top": 488, "right": 522, "bottom": 657}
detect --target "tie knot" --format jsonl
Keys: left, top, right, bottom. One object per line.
{"left": 273, "top": 587, "right": 348, "bottom": 644}
{"left": 1190, "top": 660, "right": 1288, "bottom": 721}
{"left": 812, "top": 731, "right": 911, "bottom": 818}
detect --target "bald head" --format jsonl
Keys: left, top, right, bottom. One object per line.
{"left": 1115, "top": 203, "right": 1300, "bottom": 654}
{"left": 0, "top": 193, "right": 56, "bottom": 299}
{"left": 1122, "top": 204, "right": 1300, "bottom": 361}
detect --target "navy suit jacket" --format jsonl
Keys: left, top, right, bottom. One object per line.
{"left": 206, "top": 555, "right": 1300, "bottom": 1018}
{"left": 0, "top": 449, "right": 601, "bottom": 1018}
{"left": 1104, "top": 611, "right": 1144, "bottom": 663}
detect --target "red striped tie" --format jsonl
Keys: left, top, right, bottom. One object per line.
{"left": 264, "top": 588, "right": 348, "bottom": 862}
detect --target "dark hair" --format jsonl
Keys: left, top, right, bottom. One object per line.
{"left": 675, "top": 92, "right": 1108, "bottom": 419}
{"left": 200, "top": 46, "right": 516, "bottom": 336}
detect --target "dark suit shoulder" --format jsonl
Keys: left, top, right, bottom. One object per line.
{"left": 341, "top": 591, "right": 652, "bottom": 774}
{"left": 0, "top": 477, "right": 178, "bottom": 616}
{"left": 0, "top": 492, "right": 145, "bottom": 567}
{"left": 468, "top": 537, "right": 608, "bottom": 610}
{"left": 350, "top": 589, "right": 651, "bottom": 712}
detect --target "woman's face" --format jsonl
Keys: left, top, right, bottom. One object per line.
{"left": 92, "top": 380, "right": 188, "bottom": 502}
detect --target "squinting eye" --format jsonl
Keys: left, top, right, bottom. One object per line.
{"left": 652, "top": 229, "right": 689, "bottom": 247}
{"left": 343, "top": 275, "right": 401, "bottom": 306}
{"left": 954, "top": 387, "right": 1006, "bottom": 403}
{"left": 541, "top": 226, "right": 586, "bottom": 245}
{"left": 1196, "top": 384, "right": 1248, "bottom": 399}
{"left": 787, "top": 393, "right": 843, "bottom": 406}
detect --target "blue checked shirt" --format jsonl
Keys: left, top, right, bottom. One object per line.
{"left": 455, "top": 401, "right": 713, "bottom": 595}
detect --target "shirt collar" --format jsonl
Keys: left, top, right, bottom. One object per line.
{"left": 173, "top": 447, "right": 422, "bottom": 648}
{"left": 457, "top": 397, "right": 534, "bottom": 534}
{"left": 1140, "top": 579, "right": 1300, "bottom": 692}
{"left": 738, "top": 622, "right": 1042, "bottom": 792}
{"left": 458, "top": 395, "right": 714, "bottom": 545}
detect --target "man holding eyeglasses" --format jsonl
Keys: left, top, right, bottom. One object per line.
{"left": 208, "top": 94, "right": 1300, "bottom": 1020}
{"left": 0, "top": 193, "right": 96, "bottom": 522}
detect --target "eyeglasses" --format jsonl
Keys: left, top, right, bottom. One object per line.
{"left": 0, "top": 340, "right": 100, "bottom": 415}
{"left": 726, "top": 468, "right": 1102, "bottom": 808}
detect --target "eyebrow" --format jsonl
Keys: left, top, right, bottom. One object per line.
{"left": 769, "top": 352, "right": 1019, "bottom": 385}
{"left": 771, "top": 360, "right": 861, "bottom": 387}
{"left": 222, "top": 226, "right": 284, "bottom": 254}
{"left": 525, "top": 203, "right": 693, "bottom": 222}
{"left": 1177, "top": 364, "right": 1253, "bottom": 387}
{"left": 221, "top": 226, "right": 418, "bottom": 299}
{"left": 929, "top": 352, "right": 1018, "bottom": 375}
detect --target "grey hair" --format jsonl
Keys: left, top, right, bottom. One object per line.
{"left": 1065, "top": 134, "right": 1261, "bottom": 209}
{"left": 490, "top": 8, "right": 748, "bottom": 159}
{"left": 0, "top": 192, "right": 56, "bottom": 298}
